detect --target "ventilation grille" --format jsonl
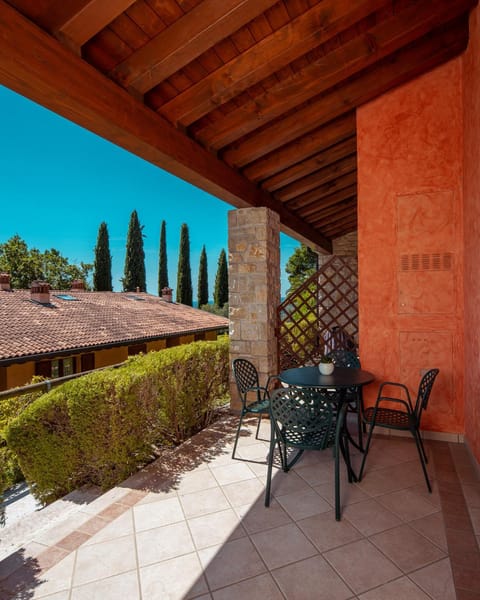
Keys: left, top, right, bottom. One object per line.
{"left": 400, "top": 253, "right": 453, "bottom": 272}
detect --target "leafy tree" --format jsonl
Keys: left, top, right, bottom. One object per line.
{"left": 122, "top": 210, "right": 146, "bottom": 292}
{"left": 158, "top": 220, "right": 169, "bottom": 296}
{"left": 0, "top": 235, "right": 91, "bottom": 289}
{"left": 197, "top": 245, "right": 209, "bottom": 307}
{"left": 214, "top": 248, "right": 228, "bottom": 308}
{"left": 285, "top": 243, "right": 318, "bottom": 295}
{"left": 93, "top": 222, "right": 112, "bottom": 291}
{"left": 176, "top": 223, "right": 193, "bottom": 305}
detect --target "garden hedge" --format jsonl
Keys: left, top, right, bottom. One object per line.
{"left": 5, "top": 336, "right": 229, "bottom": 504}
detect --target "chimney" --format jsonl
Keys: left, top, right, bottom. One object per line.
{"left": 30, "top": 280, "right": 51, "bottom": 304}
{"left": 0, "top": 272, "right": 11, "bottom": 291}
{"left": 71, "top": 279, "right": 85, "bottom": 291}
{"left": 162, "top": 287, "right": 173, "bottom": 302}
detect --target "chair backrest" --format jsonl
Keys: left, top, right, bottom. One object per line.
{"left": 328, "top": 348, "right": 360, "bottom": 368}
{"left": 232, "top": 358, "right": 260, "bottom": 401}
{"left": 414, "top": 368, "right": 440, "bottom": 422}
{"left": 269, "top": 387, "right": 335, "bottom": 450}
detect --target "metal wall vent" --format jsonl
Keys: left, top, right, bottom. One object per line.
{"left": 400, "top": 253, "right": 453, "bottom": 271}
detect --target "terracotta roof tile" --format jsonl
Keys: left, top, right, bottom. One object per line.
{"left": 0, "top": 289, "right": 228, "bottom": 363}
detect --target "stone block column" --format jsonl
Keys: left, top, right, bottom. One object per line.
{"left": 228, "top": 207, "right": 280, "bottom": 412}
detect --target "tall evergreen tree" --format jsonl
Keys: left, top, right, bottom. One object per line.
{"left": 122, "top": 210, "right": 146, "bottom": 292}
{"left": 158, "top": 220, "right": 169, "bottom": 295}
{"left": 197, "top": 245, "right": 209, "bottom": 307}
{"left": 176, "top": 223, "right": 193, "bottom": 305}
{"left": 214, "top": 248, "right": 228, "bottom": 308}
{"left": 93, "top": 222, "right": 112, "bottom": 291}
{"left": 285, "top": 243, "right": 318, "bottom": 295}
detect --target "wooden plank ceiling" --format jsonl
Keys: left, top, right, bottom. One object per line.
{"left": 0, "top": 0, "right": 476, "bottom": 252}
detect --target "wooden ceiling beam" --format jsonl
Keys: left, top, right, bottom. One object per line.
{"left": 54, "top": 0, "right": 137, "bottom": 49}
{"left": 275, "top": 155, "right": 356, "bottom": 202}
{"left": 323, "top": 217, "right": 358, "bottom": 238}
{"left": 261, "top": 136, "right": 357, "bottom": 193}
{"left": 224, "top": 18, "right": 470, "bottom": 167}
{"left": 195, "top": 0, "right": 475, "bottom": 151}
{"left": 160, "top": 0, "right": 390, "bottom": 126}
{"left": 0, "top": 1, "right": 332, "bottom": 253}
{"left": 110, "top": 0, "right": 279, "bottom": 93}
{"left": 309, "top": 199, "right": 357, "bottom": 224}
{"left": 286, "top": 173, "right": 358, "bottom": 211}
{"left": 316, "top": 205, "right": 357, "bottom": 228}
{"left": 243, "top": 113, "right": 356, "bottom": 182}
{"left": 298, "top": 185, "right": 357, "bottom": 219}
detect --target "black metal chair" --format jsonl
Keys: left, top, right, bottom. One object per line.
{"left": 264, "top": 386, "right": 350, "bottom": 520}
{"left": 231, "top": 358, "right": 280, "bottom": 460}
{"left": 358, "top": 368, "right": 439, "bottom": 492}
{"left": 327, "top": 349, "right": 364, "bottom": 451}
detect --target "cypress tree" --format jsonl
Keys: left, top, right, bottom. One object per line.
{"left": 93, "top": 221, "right": 112, "bottom": 291}
{"left": 214, "top": 248, "right": 228, "bottom": 308}
{"left": 197, "top": 245, "right": 209, "bottom": 307}
{"left": 158, "top": 220, "right": 169, "bottom": 295}
{"left": 122, "top": 210, "right": 146, "bottom": 292}
{"left": 176, "top": 223, "right": 193, "bottom": 305}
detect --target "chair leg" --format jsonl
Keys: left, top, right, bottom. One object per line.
{"left": 416, "top": 430, "right": 429, "bottom": 464}
{"left": 231, "top": 412, "right": 245, "bottom": 460}
{"left": 255, "top": 413, "right": 262, "bottom": 440}
{"left": 357, "top": 407, "right": 364, "bottom": 452}
{"left": 358, "top": 421, "right": 376, "bottom": 481}
{"left": 265, "top": 431, "right": 276, "bottom": 507}
{"left": 412, "top": 429, "right": 432, "bottom": 493}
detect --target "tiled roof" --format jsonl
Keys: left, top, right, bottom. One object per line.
{"left": 0, "top": 289, "right": 229, "bottom": 363}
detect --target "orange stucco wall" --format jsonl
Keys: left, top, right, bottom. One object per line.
{"left": 357, "top": 58, "right": 465, "bottom": 434}
{"left": 463, "top": 5, "right": 480, "bottom": 462}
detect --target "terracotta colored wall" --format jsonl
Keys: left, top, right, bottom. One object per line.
{"left": 357, "top": 59, "right": 465, "bottom": 434}
{"left": 463, "top": 5, "right": 480, "bottom": 461}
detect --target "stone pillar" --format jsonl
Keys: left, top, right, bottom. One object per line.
{"left": 228, "top": 207, "right": 280, "bottom": 412}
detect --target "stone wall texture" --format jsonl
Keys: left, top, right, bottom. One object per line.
{"left": 228, "top": 207, "right": 280, "bottom": 411}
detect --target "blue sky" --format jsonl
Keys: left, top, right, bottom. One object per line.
{"left": 0, "top": 85, "right": 299, "bottom": 299}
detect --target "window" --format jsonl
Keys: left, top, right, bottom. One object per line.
{"left": 36, "top": 357, "right": 76, "bottom": 379}
{"left": 128, "top": 343, "right": 146, "bottom": 356}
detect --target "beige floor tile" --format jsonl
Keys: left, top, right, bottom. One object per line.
{"left": 410, "top": 512, "right": 448, "bottom": 552}
{"left": 140, "top": 552, "right": 208, "bottom": 600}
{"left": 250, "top": 522, "right": 318, "bottom": 570}
{"left": 34, "top": 592, "right": 70, "bottom": 600}
{"left": 210, "top": 462, "right": 257, "bottom": 486}
{"left": 73, "top": 535, "right": 137, "bottom": 586}
{"left": 295, "top": 461, "right": 336, "bottom": 486}
{"left": 297, "top": 510, "right": 363, "bottom": 552}
{"left": 358, "top": 575, "right": 431, "bottom": 599}
{"left": 324, "top": 538, "right": 401, "bottom": 595}
{"left": 275, "top": 488, "right": 331, "bottom": 520}
{"left": 135, "top": 489, "right": 178, "bottom": 505}
{"left": 212, "top": 573, "right": 283, "bottom": 600}
{"left": 71, "top": 570, "right": 140, "bottom": 600}
{"left": 314, "top": 481, "right": 370, "bottom": 506}
{"left": 469, "top": 506, "right": 480, "bottom": 533}
{"left": 133, "top": 496, "right": 184, "bottom": 531}
{"left": 31, "top": 552, "right": 75, "bottom": 599}
{"left": 32, "top": 512, "right": 92, "bottom": 547}
{"left": 176, "top": 468, "right": 220, "bottom": 495}
{"left": 369, "top": 524, "right": 446, "bottom": 572}
{"left": 180, "top": 487, "right": 230, "bottom": 518}
{"left": 221, "top": 478, "right": 265, "bottom": 508}
{"left": 234, "top": 497, "right": 292, "bottom": 534}
{"left": 267, "top": 469, "right": 312, "bottom": 498}
{"left": 409, "top": 557, "right": 456, "bottom": 600}
{"left": 341, "top": 498, "right": 402, "bottom": 536}
{"left": 188, "top": 508, "right": 246, "bottom": 549}
{"left": 136, "top": 521, "right": 195, "bottom": 567}
{"left": 462, "top": 482, "right": 480, "bottom": 508}
{"left": 198, "top": 537, "right": 266, "bottom": 590}
{"left": 235, "top": 441, "right": 270, "bottom": 462}
{"left": 376, "top": 487, "right": 439, "bottom": 522}
{"left": 83, "top": 510, "right": 133, "bottom": 546}
{"left": 272, "top": 553, "right": 353, "bottom": 600}
{"left": 357, "top": 462, "right": 423, "bottom": 497}
{"left": 79, "top": 487, "right": 131, "bottom": 516}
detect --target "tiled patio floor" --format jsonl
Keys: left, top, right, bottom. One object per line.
{"left": 1, "top": 410, "right": 479, "bottom": 599}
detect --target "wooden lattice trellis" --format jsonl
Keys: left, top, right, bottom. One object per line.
{"left": 277, "top": 256, "right": 358, "bottom": 371}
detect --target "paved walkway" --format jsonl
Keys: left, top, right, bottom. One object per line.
{"left": 0, "top": 411, "right": 479, "bottom": 599}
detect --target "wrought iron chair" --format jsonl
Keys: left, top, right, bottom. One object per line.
{"left": 358, "top": 368, "right": 439, "bottom": 492}
{"left": 231, "top": 358, "right": 280, "bottom": 460}
{"left": 327, "top": 348, "right": 364, "bottom": 451}
{"left": 264, "top": 386, "right": 350, "bottom": 520}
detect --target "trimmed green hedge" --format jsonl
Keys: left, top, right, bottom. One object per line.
{"left": 5, "top": 337, "right": 229, "bottom": 504}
